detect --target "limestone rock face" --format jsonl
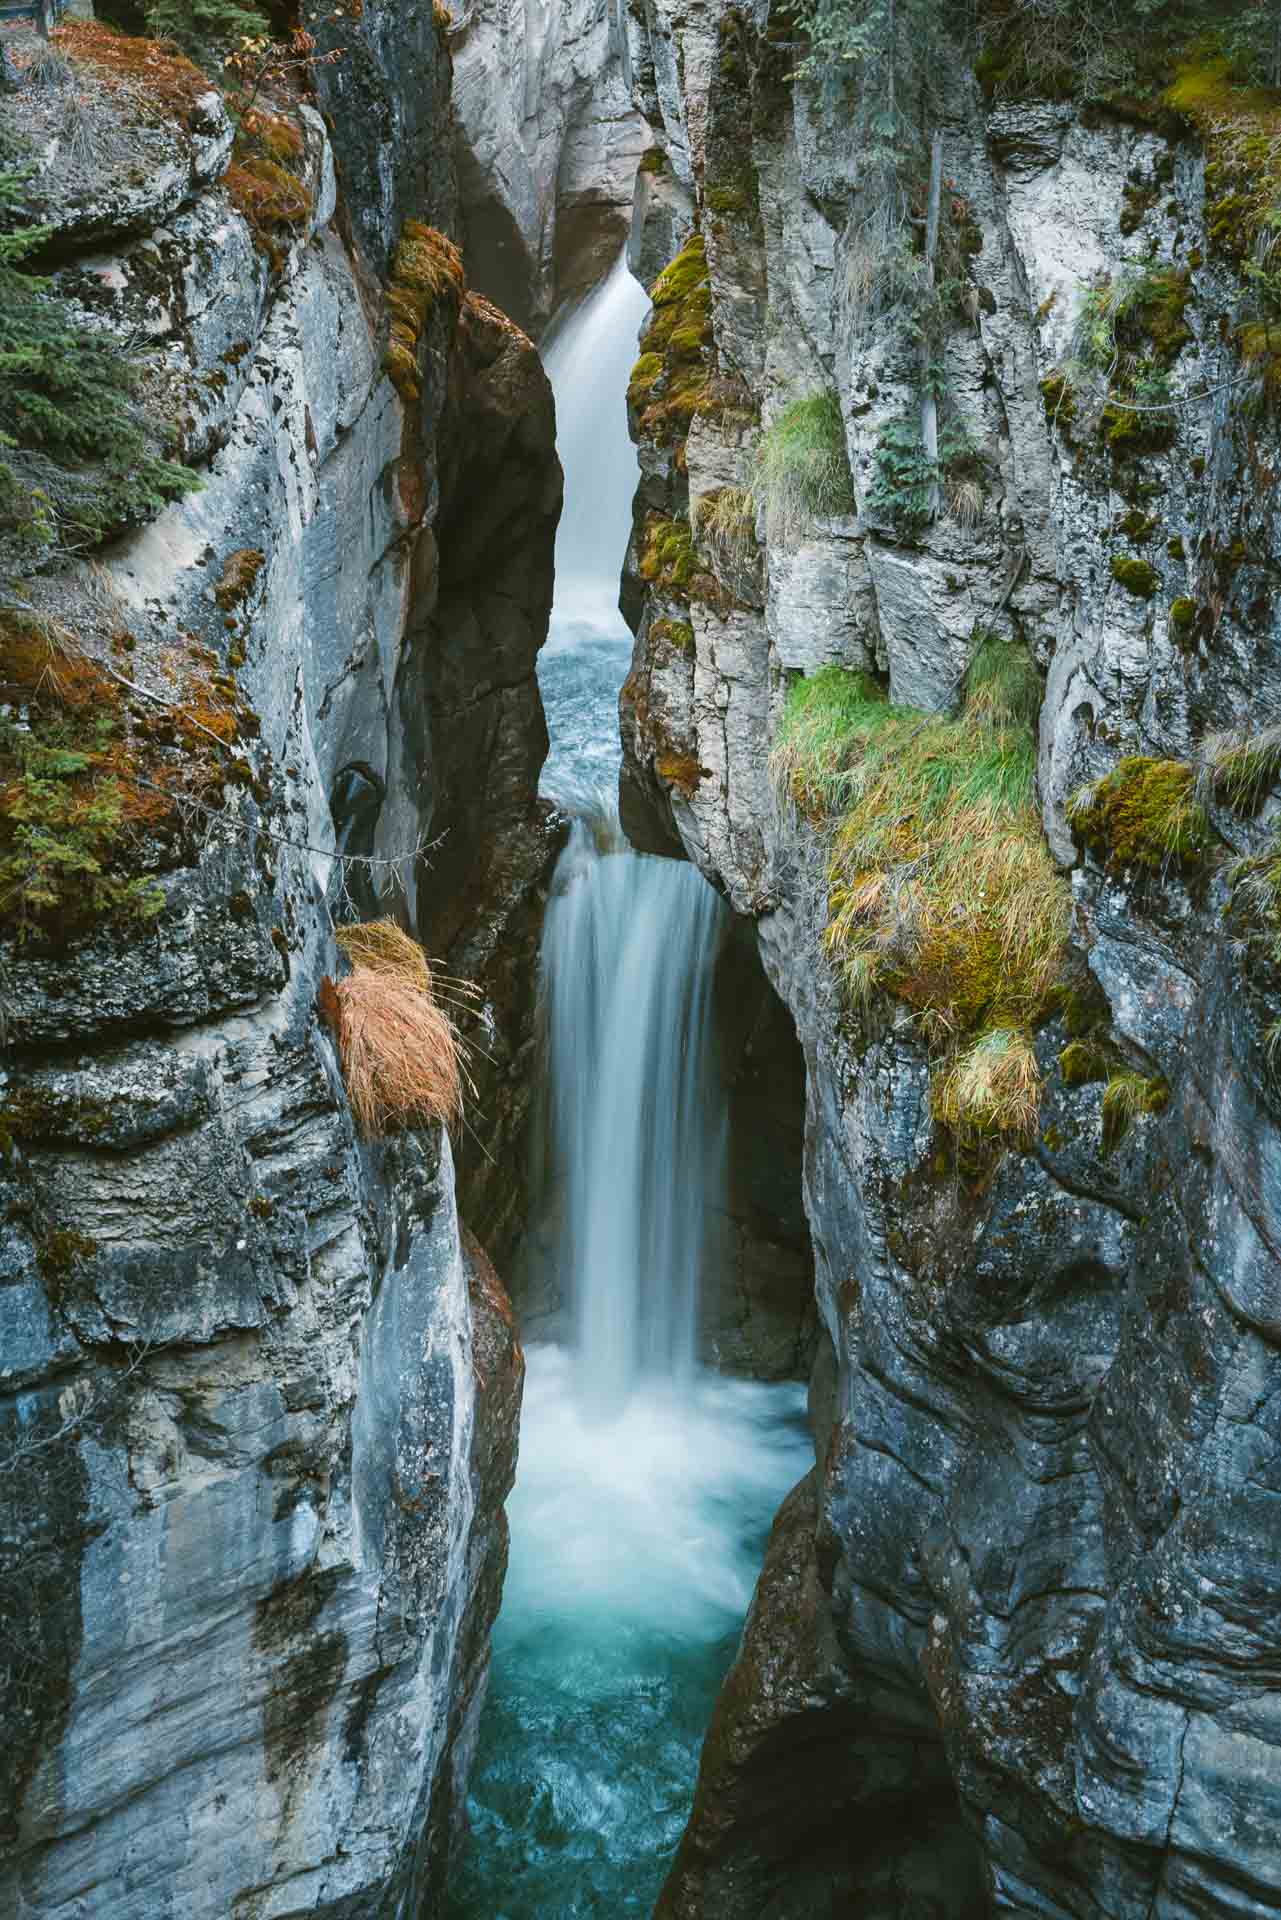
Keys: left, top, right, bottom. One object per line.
{"left": 621, "top": 3, "right": 1281, "bottom": 1913}
{"left": 0, "top": 22, "right": 555, "bottom": 1914}
{"left": 450, "top": 0, "right": 650, "bottom": 331}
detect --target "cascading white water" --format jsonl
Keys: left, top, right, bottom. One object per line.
{"left": 544, "top": 251, "right": 652, "bottom": 628}
{"left": 541, "top": 817, "right": 727, "bottom": 1412}
{"left": 446, "top": 260, "right": 808, "bottom": 1920}
{"left": 536, "top": 253, "right": 651, "bottom": 810}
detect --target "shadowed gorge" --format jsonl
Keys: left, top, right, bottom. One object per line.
{"left": 6, "top": 0, "right": 1281, "bottom": 1915}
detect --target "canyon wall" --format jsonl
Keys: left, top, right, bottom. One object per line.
{"left": 620, "top": 3, "right": 1281, "bottom": 1914}
{"left": 0, "top": 10, "right": 554, "bottom": 1912}
{"left": 449, "top": 0, "right": 651, "bottom": 332}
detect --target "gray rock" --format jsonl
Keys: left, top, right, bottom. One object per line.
{"left": 0, "top": 57, "right": 554, "bottom": 1920}
{"left": 451, "top": 0, "right": 650, "bottom": 329}
{"left": 620, "top": 2, "right": 1281, "bottom": 1912}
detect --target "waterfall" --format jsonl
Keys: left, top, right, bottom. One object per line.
{"left": 534, "top": 251, "right": 728, "bottom": 1411}
{"left": 446, "top": 258, "right": 809, "bottom": 1920}
{"left": 543, "top": 250, "right": 651, "bottom": 629}
{"left": 541, "top": 818, "right": 727, "bottom": 1412}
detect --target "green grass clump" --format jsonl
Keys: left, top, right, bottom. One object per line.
{"left": 1069, "top": 756, "right": 1211, "bottom": 871}
{"left": 772, "top": 633, "right": 1068, "bottom": 1145}
{"left": 756, "top": 390, "right": 855, "bottom": 537}
{"left": 1101, "top": 1068, "right": 1169, "bottom": 1151}
{"left": 1170, "top": 596, "right": 1197, "bottom": 630}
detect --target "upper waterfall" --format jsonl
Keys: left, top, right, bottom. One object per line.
{"left": 544, "top": 250, "right": 652, "bottom": 628}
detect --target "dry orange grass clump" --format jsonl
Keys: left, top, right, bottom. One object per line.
{"left": 53, "top": 20, "right": 212, "bottom": 123}
{"left": 326, "top": 920, "right": 465, "bottom": 1138}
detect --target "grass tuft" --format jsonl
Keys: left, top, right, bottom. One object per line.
{"left": 692, "top": 486, "right": 757, "bottom": 567}
{"left": 756, "top": 390, "right": 855, "bottom": 538}
{"left": 933, "top": 1029, "right": 1041, "bottom": 1145}
{"left": 772, "top": 634, "right": 1067, "bottom": 1145}
{"left": 1101, "top": 1068, "right": 1169, "bottom": 1152}
{"left": 328, "top": 920, "right": 464, "bottom": 1137}
{"left": 1205, "top": 721, "right": 1281, "bottom": 814}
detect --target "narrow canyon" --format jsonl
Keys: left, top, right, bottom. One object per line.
{"left": 2, "top": 1, "right": 1281, "bottom": 1916}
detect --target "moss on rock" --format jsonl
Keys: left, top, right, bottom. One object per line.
{"left": 1069, "top": 755, "right": 1211, "bottom": 871}
{"left": 383, "top": 222, "right": 466, "bottom": 405}
{"left": 1110, "top": 554, "right": 1160, "bottom": 598}
{"left": 629, "top": 236, "right": 713, "bottom": 450}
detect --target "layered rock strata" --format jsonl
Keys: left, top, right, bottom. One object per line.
{"left": 0, "top": 12, "right": 555, "bottom": 1913}
{"left": 621, "top": 4, "right": 1281, "bottom": 1914}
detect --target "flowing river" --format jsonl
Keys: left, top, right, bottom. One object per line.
{"left": 445, "top": 256, "right": 810, "bottom": 1918}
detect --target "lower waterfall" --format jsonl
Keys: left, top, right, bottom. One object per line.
{"left": 445, "top": 259, "right": 809, "bottom": 1917}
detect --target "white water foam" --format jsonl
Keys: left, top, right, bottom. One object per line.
{"left": 447, "top": 256, "right": 810, "bottom": 1917}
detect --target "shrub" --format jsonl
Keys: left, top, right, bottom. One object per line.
{"left": 0, "top": 164, "right": 199, "bottom": 569}
{"left": 756, "top": 390, "right": 855, "bottom": 538}
{"left": 1069, "top": 756, "right": 1211, "bottom": 871}
{"left": 868, "top": 411, "right": 983, "bottom": 536}
{"left": 326, "top": 920, "right": 464, "bottom": 1137}
{"left": 144, "top": 0, "right": 270, "bottom": 57}
{"left": 772, "top": 633, "right": 1068, "bottom": 1145}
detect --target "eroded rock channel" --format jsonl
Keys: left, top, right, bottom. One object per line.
{"left": 5, "top": 1, "right": 1281, "bottom": 1917}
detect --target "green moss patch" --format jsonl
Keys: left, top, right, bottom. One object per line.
{"left": 650, "top": 617, "right": 695, "bottom": 656}
{"left": 384, "top": 223, "right": 466, "bottom": 405}
{"left": 1059, "top": 1037, "right": 1113, "bottom": 1086}
{"left": 629, "top": 236, "right": 714, "bottom": 451}
{"left": 1069, "top": 755, "right": 1211, "bottom": 871}
{"left": 1111, "top": 554, "right": 1160, "bottom": 597}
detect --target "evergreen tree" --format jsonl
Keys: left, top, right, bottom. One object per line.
{"left": 0, "top": 164, "right": 197, "bottom": 570}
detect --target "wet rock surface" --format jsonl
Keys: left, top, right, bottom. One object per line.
{"left": 620, "top": 2, "right": 1281, "bottom": 1913}
{"left": 450, "top": 0, "right": 649, "bottom": 331}
{"left": 0, "top": 21, "right": 556, "bottom": 1914}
